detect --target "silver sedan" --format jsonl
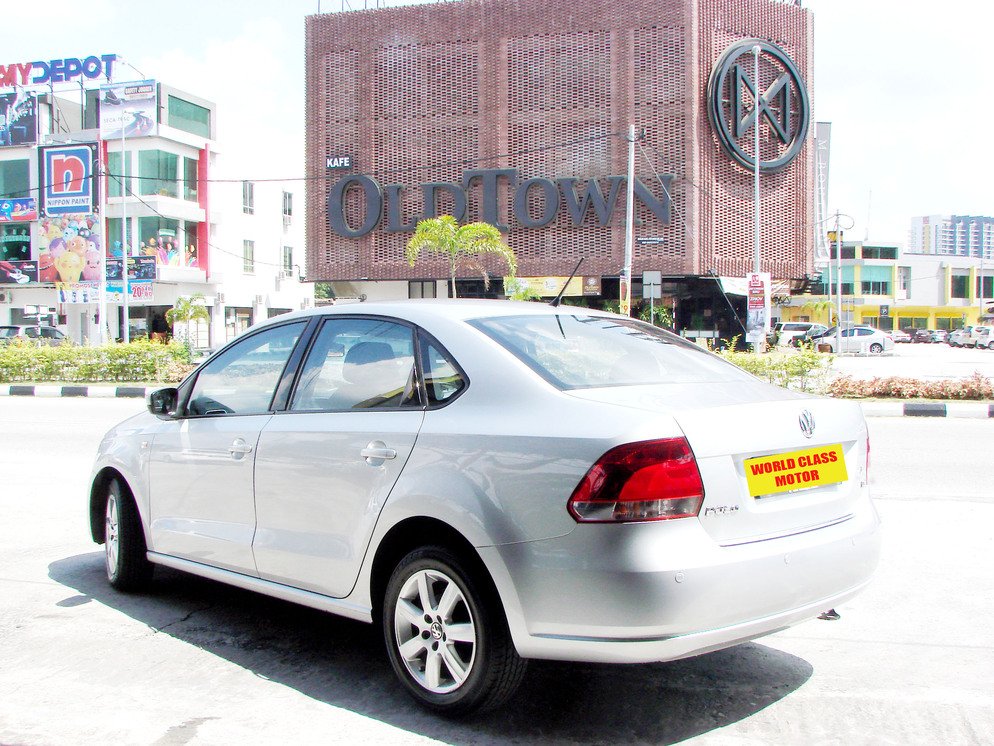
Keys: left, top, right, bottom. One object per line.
{"left": 88, "top": 300, "right": 881, "bottom": 715}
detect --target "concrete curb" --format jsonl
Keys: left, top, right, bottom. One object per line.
{"left": 0, "top": 385, "right": 150, "bottom": 399}
{"left": 859, "top": 401, "right": 994, "bottom": 419}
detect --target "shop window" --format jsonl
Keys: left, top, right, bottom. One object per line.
{"left": 409, "top": 280, "right": 437, "bottom": 299}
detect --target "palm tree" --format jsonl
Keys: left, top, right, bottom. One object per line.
{"left": 165, "top": 294, "right": 211, "bottom": 348}
{"left": 405, "top": 215, "right": 517, "bottom": 298}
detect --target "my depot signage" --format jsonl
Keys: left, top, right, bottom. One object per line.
{"left": 1, "top": 54, "right": 118, "bottom": 88}
{"left": 327, "top": 168, "right": 673, "bottom": 237}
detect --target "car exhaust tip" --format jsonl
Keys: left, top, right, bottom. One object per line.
{"left": 818, "top": 609, "right": 841, "bottom": 621}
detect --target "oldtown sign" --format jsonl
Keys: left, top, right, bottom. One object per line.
{"left": 327, "top": 168, "right": 673, "bottom": 237}
{"left": 707, "top": 39, "right": 810, "bottom": 173}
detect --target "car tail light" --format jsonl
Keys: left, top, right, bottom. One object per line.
{"left": 568, "top": 437, "right": 705, "bottom": 522}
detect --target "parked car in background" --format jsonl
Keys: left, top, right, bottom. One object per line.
{"left": 810, "top": 325, "right": 894, "bottom": 354}
{"left": 769, "top": 321, "right": 826, "bottom": 347}
{"left": 890, "top": 328, "right": 912, "bottom": 343}
{"left": 967, "top": 326, "right": 991, "bottom": 348}
{"left": 974, "top": 328, "right": 994, "bottom": 349}
{"left": 87, "top": 300, "right": 881, "bottom": 714}
{"left": 0, "top": 325, "right": 68, "bottom": 345}
{"left": 930, "top": 330, "right": 949, "bottom": 344}
{"left": 909, "top": 329, "right": 933, "bottom": 344}
{"left": 948, "top": 327, "right": 972, "bottom": 347}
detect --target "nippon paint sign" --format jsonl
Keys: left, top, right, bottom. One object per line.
{"left": 38, "top": 144, "right": 100, "bottom": 217}
{"left": 0, "top": 54, "right": 119, "bottom": 89}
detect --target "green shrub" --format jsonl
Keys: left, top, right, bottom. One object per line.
{"left": 0, "top": 339, "right": 195, "bottom": 384}
{"left": 715, "top": 341, "right": 833, "bottom": 393}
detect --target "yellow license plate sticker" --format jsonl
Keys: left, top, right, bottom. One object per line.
{"left": 744, "top": 444, "right": 848, "bottom": 497}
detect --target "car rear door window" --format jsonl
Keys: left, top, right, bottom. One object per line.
{"left": 290, "top": 318, "right": 418, "bottom": 410}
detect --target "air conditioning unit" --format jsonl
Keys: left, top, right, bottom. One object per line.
{"left": 214, "top": 292, "right": 225, "bottom": 306}
{"left": 254, "top": 294, "right": 264, "bottom": 305}
{"left": 0, "top": 291, "right": 9, "bottom": 303}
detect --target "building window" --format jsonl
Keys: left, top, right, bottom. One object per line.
{"left": 243, "top": 240, "right": 255, "bottom": 273}
{"left": 860, "top": 281, "right": 890, "bottom": 295}
{"left": 0, "top": 159, "right": 30, "bottom": 199}
{"left": 860, "top": 246, "right": 897, "bottom": 260}
{"left": 840, "top": 283, "right": 854, "bottom": 295}
{"left": 282, "top": 191, "right": 292, "bottom": 217}
{"left": 282, "top": 246, "right": 293, "bottom": 274}
{"left": 409, "top": 280, "right": 437, "bottom": 298}
{"left": 243, "top": 181, "right": 254, "bottom": 214}
{"left": 184, "top": 157, "right": 198, "bottom": 202}
{"left": 976, "top": 276, "right": 994, "bottom": 298}
{"left": 950, "top": 275, "right": 969, "bottom": 299}
{"left": 138, "top": 150, "right": 178, "bottom": 198}
{"left": 167, "top": 95, "right": 211, "bottom": 139}
{"left": 107, "top": 151, "right": 132, "bottom": 198}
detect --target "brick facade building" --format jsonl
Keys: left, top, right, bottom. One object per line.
{"left": 305, "top": 0, "right": 814, "bottom": 306}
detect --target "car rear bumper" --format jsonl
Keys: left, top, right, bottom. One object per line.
{"left": 481, "top": 499, "right": 881, "bottom": 663}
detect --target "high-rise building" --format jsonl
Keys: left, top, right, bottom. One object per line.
{"left": 909, "top": 215, "right": 994, "bottom": 260}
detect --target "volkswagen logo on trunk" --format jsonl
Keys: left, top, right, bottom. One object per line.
{"left": 799, "top": 409, "right": 816, "bottom": 439}
{"left": 707, "top": 39, "right": 810, "bottom": 173}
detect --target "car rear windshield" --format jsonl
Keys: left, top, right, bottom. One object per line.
{"left": 468, "top": 314, "right": 755, "bottom": 389}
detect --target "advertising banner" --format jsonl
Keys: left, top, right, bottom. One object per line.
{"left": 99, "top": 80, "right": 157, "bottom": 139}
{"left": 106, "top": 255, "right": 157, "bottom": 283}
{"left": 0, "top": 259, "right": 38, "bottom": 284}
{"left": 36, "top": 214, "right": 102, "bottom": 283}
{"left": 746, "top": 272, "right": 771, "bottom": 348}
{"left": 0, "top": 198, "right": 37, "bottom": 222}
{"left": 505, "top": 276, "right": 586, "bottom": 298}
{"left": 56, "top": 282, "right": 100, "bottom": 304}
{"left": 0, "top": 91, "right": 36, "bottom": 147}
{"left": 39, "top": 144, "right": 99, "bottom": 217}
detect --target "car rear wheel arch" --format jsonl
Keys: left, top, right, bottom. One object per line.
{"left": 370, "top": 517, "right": 489, "bottom": 625}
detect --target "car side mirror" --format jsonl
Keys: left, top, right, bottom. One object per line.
{"left": 147, "top": 387, "right": 179, "bottom": 419}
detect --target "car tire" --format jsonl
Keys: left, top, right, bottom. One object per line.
{"left": 104, "top": 479, "right": 153, "bottom": 591}
{"left": 383, "top": 546, "right": 526, "bottom": 715}
{"left": 869, "top": 343, "right": 883, "bottom": 354}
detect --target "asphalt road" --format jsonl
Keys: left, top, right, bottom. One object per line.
{"left": 0, "top": 397, "right": 991, "bottom": 745}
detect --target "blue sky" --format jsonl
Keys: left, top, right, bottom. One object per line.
{"left": 5, "top": 0, "right": 991, "bottom": 245}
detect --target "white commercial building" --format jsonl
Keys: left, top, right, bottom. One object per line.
{"left": 0, "top": 54, "right": 312, "bottom": 348}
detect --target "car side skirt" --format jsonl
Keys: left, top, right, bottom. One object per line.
{"left": 147, "top": 552, "right": 374, "bottom": 623}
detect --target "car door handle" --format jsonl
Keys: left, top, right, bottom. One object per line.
{"left": 228, "top": 439, "right": 254, "bottom": 456}
{"left": 361, "top": 445, "right": 397, "bottom": 461}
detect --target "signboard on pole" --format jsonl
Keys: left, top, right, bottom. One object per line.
{"left": 746, "top": 272, "right": 771, "bottom": 348}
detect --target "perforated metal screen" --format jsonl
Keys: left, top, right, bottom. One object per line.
{"left": 305, "top": 0, "right": 813, "bottom": 284}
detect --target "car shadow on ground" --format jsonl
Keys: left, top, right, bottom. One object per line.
{"left": 50, "top": 552, "right": 812, "bottom": 745}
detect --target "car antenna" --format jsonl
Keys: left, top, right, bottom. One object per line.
{"left": 549, "top": 258, "right": 584, "bottom": 307}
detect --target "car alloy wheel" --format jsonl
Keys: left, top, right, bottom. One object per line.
{"left": 869, "top": 343, "right": 883, "bottom": 354}
{"left": 383, "top": 546, "right": 526, "bottom": 715}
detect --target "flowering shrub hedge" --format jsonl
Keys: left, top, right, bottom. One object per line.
{"left": 0, "top": 339, "right": 196, "bottom": 384}
{"left": 828, "top": 373, "right": 993, "bottom": 400}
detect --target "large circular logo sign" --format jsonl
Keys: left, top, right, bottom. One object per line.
{"left": 707, "top": 39, "right": 810, "bottom": 173}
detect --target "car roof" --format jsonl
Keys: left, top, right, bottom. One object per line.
{"left": 254, "top": 299, "right": 619, "bottom": 329}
